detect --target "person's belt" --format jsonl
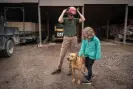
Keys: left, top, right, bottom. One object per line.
{"left": 64, "top": 35, "right": 76, "bottom": 37}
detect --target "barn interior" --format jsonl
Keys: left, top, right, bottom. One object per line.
{"left": 0, "top": 3, "right": 132, "bottom": 43}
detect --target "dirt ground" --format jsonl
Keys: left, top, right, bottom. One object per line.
{"left": 0, "top": 42, "right": 133, "bottom": 89}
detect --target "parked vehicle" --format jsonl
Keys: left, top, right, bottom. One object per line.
{"left": 52, "top": 23, "right": 64, "bottom": 41}
{"left": 0, "top": 14, "right": 19, "bottom": 57}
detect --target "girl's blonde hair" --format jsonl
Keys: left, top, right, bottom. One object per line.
{"left": 82, "top": 27, "right": 95, "bottom": 39}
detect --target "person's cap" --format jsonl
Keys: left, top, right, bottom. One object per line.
{"left": 68, "top": 7, "right": 77, "bottom": 15}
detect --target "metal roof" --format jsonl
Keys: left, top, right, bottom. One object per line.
{"left": 0, "top": 0, "right": 38, "bottom": 3}
{"left": 0, "top": 0, "right": 132, "bottom": 6}
{"left": 39, "top": 0, "right": 129, "bottom": 6}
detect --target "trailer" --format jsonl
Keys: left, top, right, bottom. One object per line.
{"left": 4, "top": 7, "right": 40, "bottom": 43}
{"left": 6, "top": 21, "right": 39, "bottom": 43}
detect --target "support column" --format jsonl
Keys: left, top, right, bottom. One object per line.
{"left": 82, "top": 6, "right": 84, "bottom": 30}
{"left": 106, "top": 20, "right": 109, "bottom": 39}
{"left": 22, "top": 8, "right": 25, "bottom": 43}
{"left": 38, "top": 0, "right": 42, "bottom": 46}
{"left": 123, "top": 5, "right": 128, "bottom": 44}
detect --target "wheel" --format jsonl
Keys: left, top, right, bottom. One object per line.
{"left": 3, "top": 39, "right": 14, "bottom": 57}
{"left": 36, "top": 37, "right": 39, "bottom": 44}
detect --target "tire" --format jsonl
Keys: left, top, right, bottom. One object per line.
{"left": 3, "top": 40, "right": 14, "bottom": 57}
{"left": 36, "top": 37, "right": 40, "bottom": 44}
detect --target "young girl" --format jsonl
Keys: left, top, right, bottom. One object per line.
{"left": 78, "top": 27, "right": 101, "bottom": 84}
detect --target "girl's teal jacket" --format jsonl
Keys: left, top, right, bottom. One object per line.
{"left": 78, "top": 36, "right": 101, "bottom": 60}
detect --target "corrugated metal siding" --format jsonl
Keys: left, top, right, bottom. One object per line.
{"left": 39, "top": 0, "right": 83, "bottom": 6}
{"left": 0, "top": 0, "right": 38, "bottom": 3}
{"left": 129, "top": 0, "right": 133, "bottom": 6}
{"left": 39, "top": 0, "right": 129, "bottom": 6}
{"left": 84, "top": 0, "right": 128, "bottom": 4}
{"left": 0, "top": 0, "right": 132, "bottom": 6}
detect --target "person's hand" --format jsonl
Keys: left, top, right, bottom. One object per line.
{"left": 63, "top": 9, "right": 67, "bottom": 13}
{"left": 77, "top": 7, "right": 79, "bottom": 12}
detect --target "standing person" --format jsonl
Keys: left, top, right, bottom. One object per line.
{"left": 51, "top": 7, "right": 85, "bottom": 75}
{"left": 78, "top": 27, "right": 101, "bottom": 84}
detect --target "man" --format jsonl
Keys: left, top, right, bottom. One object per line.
{"left": 52, "top": 7, "right": 85, "bottom": 75}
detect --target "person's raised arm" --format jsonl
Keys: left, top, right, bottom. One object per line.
{"left": 77, "top": 8, "right": 85, "bottom": 23}
{"left": 58, "top": 9, "right": 67, "bottom": 23}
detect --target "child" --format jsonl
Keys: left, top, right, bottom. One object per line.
{"left": 78, "top": 27, "right": 101, "bottom": 84}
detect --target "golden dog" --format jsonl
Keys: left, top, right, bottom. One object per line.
{"left": 67, "top": 53, "right": 87, "bottom": 84}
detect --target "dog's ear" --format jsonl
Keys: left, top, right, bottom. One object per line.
{"left": 67, "top": 57, "right": 69, "bottom": 61}
{"left": 76, "top": 57, "right": 78, "bottom": 60}
{"left": 76, "top": 55, "right": 79, "bottom": 60}
{"left": 75, "top": 54, "right": 79, "bottom": 60}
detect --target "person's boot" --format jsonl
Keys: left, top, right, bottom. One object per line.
{"left": 84, "top": 75, "right": 94, "bottom": 80}
{"left": 51, "top": 69, "right": 61, "bottom": 75}
{"left": 81, "top": 80, "right": 91, "bottom": 84}
{"left": 67, "top": 72, "right": 72, "bottom": 76}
